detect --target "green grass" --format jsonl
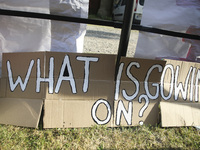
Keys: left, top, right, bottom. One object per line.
{"left": 1, "top": 124, "right": 200, "bottom": 149}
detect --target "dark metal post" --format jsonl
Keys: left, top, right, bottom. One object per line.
{"left": 115, "top": 0, "right": 135, "bottom": 79}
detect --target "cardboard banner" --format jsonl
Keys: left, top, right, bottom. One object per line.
{"left": 0, "top": 52, "right": 165, "bottom": 128}
{"left": 0, "top": 52, "right": 200, "bottom": 128}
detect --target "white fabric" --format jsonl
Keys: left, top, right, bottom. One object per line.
{"left": 0, "top": 0, "right": 89, "bottom": 75}
{"left": 135, "top": 0, "right": 200, "bottom": 61}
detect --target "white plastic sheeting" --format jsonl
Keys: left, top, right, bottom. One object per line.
{"left": 135, "top": 0, "right": 200, "bottom": 61}
{"left": 0, "top": 0, "right": 89, "bottom": 75}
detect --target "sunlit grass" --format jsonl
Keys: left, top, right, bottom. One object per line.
{"left": 1, "top": 124, "right": 200, "bottom": 149}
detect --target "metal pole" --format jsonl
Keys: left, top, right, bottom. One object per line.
{"left": 0, "top": 9, "right": 199, "bottom": 40}
{"left": 115, "top": 0, "right": 135, "bottom": 79}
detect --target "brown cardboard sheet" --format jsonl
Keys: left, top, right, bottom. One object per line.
{"left": 160, "top": 59, "right": 200, "bottom": 127}
{"left": 161, "top": 102, "right": 200, "bottom": 127}
{"left": 0, "top": 98, "right": 43, "bottom": 128}
{"left": 44, "top": 99, "right": 114, "bottom": 128}
{"left": 161, "top": 59, "right": 200, "bottom": 102}
{"left": 2, "top": 52, "right": 45, "bottom": 78}
{"left": 0, "top": 52, "right": 167, "bottom": 128}
{"left": 113, "top": 100, "right": 160, "bottom": 126}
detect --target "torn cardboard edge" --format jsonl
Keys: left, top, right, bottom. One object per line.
{"left": 0, "top": 51, "right": 200, "bottom": 128}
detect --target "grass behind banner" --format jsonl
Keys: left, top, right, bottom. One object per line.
{"left": 0, "top": 124, "right": 200, "bottom": 149}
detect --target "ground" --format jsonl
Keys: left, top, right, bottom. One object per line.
{"left": 83, "top": 24, "right": 139, "bottom": 57}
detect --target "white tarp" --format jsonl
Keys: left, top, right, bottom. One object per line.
{"left": 134, "top": 0, "right": 200, "bottom": 61}
{"left": 0, "top": 0, "right": 89, "bottom": 75}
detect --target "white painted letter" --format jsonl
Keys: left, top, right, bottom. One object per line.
{"left": 36, "top": 58, "right": 54, "bottom": 93}
{"left": 55, "top": 55, "right": 76, "bottom": 94}
{"left": 115, "top": 63, "right": 124, "bottom": 100}
{"left": 76, "top": 56, "right": 98, "bottom": 93}
{"left": 7, "top": 60, "right": 34, "bottom": 92}
{"left": 160, "top": 64, "right": 174, "bottom": 100}
{"left": 190, "top": 67, "right": 196, "bottom": 102}
{"left": 145, "top": 64, "right": 163, "bottom": 100}
{"left": 91, "top": 99, "right": 111, "bottom": 125}
{"left": 174, "top": 66, "right": 192, "bottom": 100}
{"left": 138, "top": 94, "right": 149, "bottom": 117}
{"left": 122, "top": 62, "right": 140, "bottom": 101}
{"left": 116, "top": 100, "right": 133, "bottom": 125}
{"left": 195, "top": 69, "right": 200, "bottom": 102}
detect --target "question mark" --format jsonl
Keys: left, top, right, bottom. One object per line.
{"left": 138, "top": 94, "right": 149, "bottom": 125}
